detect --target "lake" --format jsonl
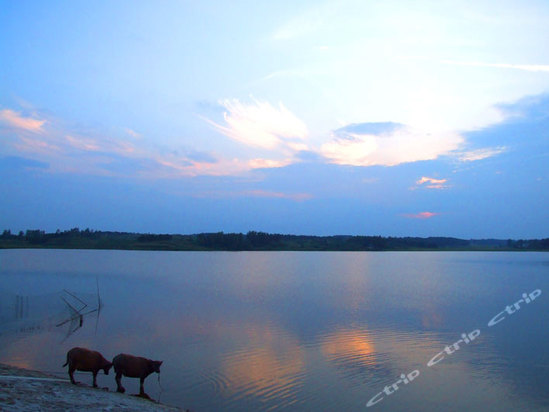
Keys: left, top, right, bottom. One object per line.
{"left": 0, "top": 250, "right": 548, "bottom": 411}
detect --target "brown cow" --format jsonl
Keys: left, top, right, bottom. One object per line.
{"left": 112, "top": 353, "right": 162, "bottom": 397}
{"left": 63, "top": 347, "right": 113, "bottom": 388}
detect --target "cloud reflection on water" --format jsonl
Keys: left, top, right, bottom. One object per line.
{"left": 219, "top": 323, "right": 305, "bottom": 403}
{"left": 1, "top": 251, "right": 548, "bottom": 411}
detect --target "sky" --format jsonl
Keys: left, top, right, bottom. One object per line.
{"left": 1, "top": 0, "right": 548, "bottom": 238}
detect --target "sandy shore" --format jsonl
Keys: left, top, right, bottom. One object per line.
{"left": 0, "top": 363, "right": 184, "bottom": 411}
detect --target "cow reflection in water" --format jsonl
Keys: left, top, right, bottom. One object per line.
{"left": 112, "top": 353, "right": 163, "bottom": 399}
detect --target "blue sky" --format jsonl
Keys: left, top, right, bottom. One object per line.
{"left": 1, "top": 0, "right": 548, "bottom": 237}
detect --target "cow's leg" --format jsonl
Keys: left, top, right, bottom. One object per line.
{"left": 115, "top": 372, "right": 125, "bottom": 393}
{"left": 68, "top": 366, "right": 77, "bottom": 385}
{"left": 139, "top": 377, "right": 145, "bottom": 395}
{"left": 92, "top": 370, "right": 98, "bottom": 388}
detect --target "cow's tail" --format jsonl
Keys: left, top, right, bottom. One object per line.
{"left": 62, "top": 353, "right": 69, "bottom": 368}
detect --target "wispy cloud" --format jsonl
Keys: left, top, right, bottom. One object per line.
{"left": 457, "top": 146, "right": 506, "bottom": 162}
{"left": 248, "top": 158, "right": 292, "bottom": 169}
{"left": 154, "top": 155, "right": 293, "bottom": 177}
{"left": 321, "top": 124, "right": 463, "bottom": 167}
{"left": 1, "top": 106, "right": 226, "bottom": 177}
{"left": 206, "top": 97, "right": 308, "bottom": 151}
{"left": 153, "top": 154, "right": 260, "bottom": 177}
{"left": 402, "top": 212, "right": 439, "bottom": 219}
{"left": 440, "top": 60, "right": 549, "bottom": 73}
{"left": 415, "top": 176, "right": 449, "bottom": 189}
{"left": 14, "top": 136, "right": 62, "bottom": 154}
{"left": 1, "top": 103, "right": 306, "bottom": 178}
{"left": 0, "top": 109, "right": 46, "bottom": 133}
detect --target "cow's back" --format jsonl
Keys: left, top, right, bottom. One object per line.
{"left": 68, "top": 347, "right": 105, "bottom": 371}
{"left": 113, "top": 354, "right": 149, "bottom": 378}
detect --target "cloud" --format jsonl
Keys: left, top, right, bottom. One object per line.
{"left": 206, "top": 97, "right": 308, "bottom": 151}
{"left": 14, "top": 136, "right": 62, "bottom": 154}
{"left": 14, "top": 126, "right": 137, "bottom": 160}
{"left": 260, "top": 2, "right": 549, "bottom": 136}
{"left": 248, "top": 158, "right": 292, "bottom": 169}
{"left": 403, "top": 212, "right": 439, "bottom": 219}
{"left": 2, "top": 104, "right": 294, "bottom": 178}
{"left": 0, "top": 109, "right": 46, "bottom": 133}
{"left": 415, "top": 176, "right": 449, "bottom": 189}
{"left": 457, "top": 146, "right": 506, "bottom": 162}
{"left": 321, "top": 123, "right": 463, "bottom": 166}
{"left": 151, "top": 155, "right": 239, "bottom": 177}
{"left": 149, "top": 153, "right": 300, "bottom": 177}
{"left": 0, "top": 106, "right": 162, "bottom": 176}
{"left": 440, "top": 60, "right": 549, "bottom": 73}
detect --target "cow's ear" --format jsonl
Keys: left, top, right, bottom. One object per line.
{"left": 159, "top": 361, "right": 163, "bottom": 365}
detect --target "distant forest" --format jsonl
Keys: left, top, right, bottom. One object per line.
{"left": 1, "top": 228, "right": 548, "bottom": 251}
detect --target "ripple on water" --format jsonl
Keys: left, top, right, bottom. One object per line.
{"left": 199, "top": 322, "right": 307, "bottom": 410}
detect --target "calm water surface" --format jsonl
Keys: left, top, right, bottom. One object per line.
{"left": 0, "top": 250, "right": 548, "bottom": 411}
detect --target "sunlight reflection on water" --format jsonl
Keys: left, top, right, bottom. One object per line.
{"left": 0, "top": 250, "right": 548, "bottom": 411}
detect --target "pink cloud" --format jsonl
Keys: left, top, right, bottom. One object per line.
{"left": 0, "top": 109, "right": 46, "bottom": 133}
{"left": 415, "top": 176, "right": 448, "bottom": 189}
{"left": 0, "top": 104, "right": 293, "bottom": 178}
{"left": 402, "top": 212, "right": 439, "bottom": 219}
{"left": 15, "top": 136, "right": 61, "bottom": 154}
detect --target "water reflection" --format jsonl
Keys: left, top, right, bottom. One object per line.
{"left": 0, "top": 289, "right": 100, "bottom": 342}
{"left": 0, "top": 250, "right": 547, "bottom": 411}
{"left": 320, "top": 328, "right": 376, "bottom": 369}
{"left": 219, "top": 323, "right": 304, "bottom": 404}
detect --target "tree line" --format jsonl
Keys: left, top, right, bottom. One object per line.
{"left": 1, "top": 228, "right": 548, "bottom": 251}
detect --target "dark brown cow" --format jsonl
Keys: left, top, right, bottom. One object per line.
{"left": 112, "top": 353, "right": 162, "bottom": 397}
{"left": 63, "top": 347, "right": 112, "bottom": 388}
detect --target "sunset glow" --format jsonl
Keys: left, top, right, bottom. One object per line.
{"left": 1, "top": 1, "right": 547, "bottom": 237}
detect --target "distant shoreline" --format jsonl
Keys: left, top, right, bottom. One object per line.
{"left": 1, "top": 229, "right": 548, "bottom": 252}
